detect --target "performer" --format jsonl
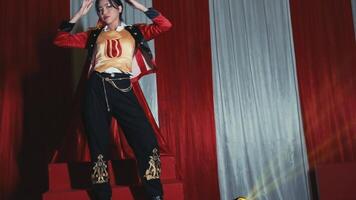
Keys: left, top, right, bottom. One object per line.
{"left": 53, "top": 0, "right": 172, "bottom": 199}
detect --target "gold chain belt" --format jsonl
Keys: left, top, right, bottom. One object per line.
{"left": 95, "top": 72, "right": 132, "bottom": 112}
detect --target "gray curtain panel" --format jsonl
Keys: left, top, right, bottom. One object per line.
{"left": 352, "top": 0, "right": 356, "bottom": 38}
{"left": 70, "top": 0, "right": 159, "bottom": 124}
{"left": 208, "top": 0, "right": 310, "bottom": 199}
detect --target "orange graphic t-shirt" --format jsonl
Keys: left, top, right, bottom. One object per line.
{"left": 93, "top": 29, "right": 135, "bottom": 73}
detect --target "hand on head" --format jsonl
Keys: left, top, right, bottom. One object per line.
{"left": 124, "top": 0, "right": 148, "bottom": 12}
{"left": 69, "top": 0, "right": 94, "bottom": 23}
{"left": 80, "top": 0, "right": 94, "bottom": 16}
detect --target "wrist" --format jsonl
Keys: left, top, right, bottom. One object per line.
{"left": 139, "top": 5, "right": 148, "bottom": 12}
{"left": 69, "top": 12, "right": 82, "bottom": 23}
{"left": 58, "top": 20, "right": 75, "bottom": 32}
{"left": 144, "top": 8, "right": 159, "bottom": 19}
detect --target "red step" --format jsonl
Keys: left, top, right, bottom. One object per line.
{"left": 43, "top": 180, "right": 183, "bottom": 200}
{"left": 47, "top": 155, "right": 177, "bottom": 191}
{"left": 316, "top": 163, "right": 356, "bottom": 200}
{"left": 43, "top": 186, "right": 132, "bottom": 200}
{"left": 43, "top": 155, "right": 183, "bottom": 200}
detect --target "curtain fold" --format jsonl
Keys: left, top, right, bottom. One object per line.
{"left": 0, "top": 70, "right": 22, "bottom": 200}
{"left": 209, "top": 0, "right": 310, "bottom": 199}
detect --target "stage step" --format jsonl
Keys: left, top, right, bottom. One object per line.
{"left": 43, "top": 155, "right": 183, "bottom": 200}
{"left": 43, "top": 180, "right": 183, "bottom": 200}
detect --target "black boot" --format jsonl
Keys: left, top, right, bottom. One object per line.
{"left": 91, "top": 183, "right": 112, "bottom": 200}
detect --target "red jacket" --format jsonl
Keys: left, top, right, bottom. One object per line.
{"left": 54, "top": 7, "right": 172, "bottom": 81}
{"left": 51, "top": 8, "right": 172, "bottom": 162}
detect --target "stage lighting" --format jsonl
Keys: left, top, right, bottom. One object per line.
{"left": 235, "top": 197, "right": 247, "bottom": 200}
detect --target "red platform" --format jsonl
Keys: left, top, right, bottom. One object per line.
{"left": 316, "top": 163, "right": 356, "bottom": 200}
{"left": 43, "top": 155, "right": 184, "bottom": 200}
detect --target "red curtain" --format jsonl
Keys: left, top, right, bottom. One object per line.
{"left": 154, "top": 0, "right": 221, "bottom": 199}
{"left": 0, "top": 70, "right": 22, "bottom": 200}
{"left": 290, "top": 0, "right": 356, "bottom": 169}
{"left": 0, "top": 0, "right": 72, "bottom": 199}
{"left": 290, "top": 0, "right": 356, "bottom": 197}
{"left": 0, "top": 0, "right": 221, "bottom": 199}
{"left": 291, "top": 1, "right": 356, "bottom": 198}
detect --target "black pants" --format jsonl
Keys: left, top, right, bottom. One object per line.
{"left": 83, "top": 71, "right": 163, "bottom": 200}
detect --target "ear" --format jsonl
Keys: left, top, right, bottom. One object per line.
{"left": 118, "top": 5, "right": 123, "bottom": 13}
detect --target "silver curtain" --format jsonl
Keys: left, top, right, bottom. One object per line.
{"left": 70, "top": 0, "right": 159, "bottom": 124}
{"left": 208, "top": 0, "right": 310, "bottom": 199}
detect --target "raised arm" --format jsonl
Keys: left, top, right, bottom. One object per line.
{"left": 125, "top": 0, "right": 172, "bottom": 41}
{"left": 53, "top": 0, "right": 94, "bottom": 48}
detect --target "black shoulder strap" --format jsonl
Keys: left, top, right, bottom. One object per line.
{"left": 125, "top": 25, "right": 153, "bottom": 60}
{"left": 86, "top": 28, "right": 103, "bottom": 61}
{"left": 124, "top": 25, "right": 144, "bottom": 44}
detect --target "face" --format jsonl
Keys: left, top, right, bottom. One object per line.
{"left": 97, "top": 0, "right": 122, "bottom": 25}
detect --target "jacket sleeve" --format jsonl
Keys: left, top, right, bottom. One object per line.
{"left": 53, "top": 21, "right": 90, "bottom": 49}
{"left": 136, "top": 8, "right": 172, "bottom": 41}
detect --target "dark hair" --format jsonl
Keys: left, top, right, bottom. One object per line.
{"left": 95, "top": 0, "right": 123, "bottom": 20}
